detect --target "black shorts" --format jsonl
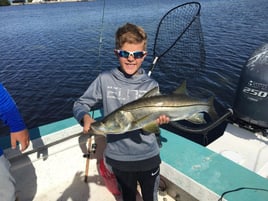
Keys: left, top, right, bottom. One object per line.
{"left": 112, "top": 166, "right": 160, "bottom": 201}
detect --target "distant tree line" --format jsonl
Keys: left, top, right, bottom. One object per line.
{"left": 0, "top": 0, "right": 11, "bottom": 6}
{"left": 12, "top": 0, "right": 25, "bottom": 3}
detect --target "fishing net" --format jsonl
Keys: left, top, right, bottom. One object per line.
{"left": 149, "top": 2, "right": 206, "bottom": 93}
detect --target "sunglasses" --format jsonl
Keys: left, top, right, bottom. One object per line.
{"left": 115, "top": 49, "right": 147, "bottom": 59}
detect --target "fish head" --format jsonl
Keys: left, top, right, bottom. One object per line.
{"left": 89, "top": 121, "right": 106, "bottom": 136}
{"left": 89, "top": 114, "right": 129, "bottom": 136}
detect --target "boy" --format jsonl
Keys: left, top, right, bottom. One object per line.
{"left": 73, "top": 23, "right": 169, "bottom": 201}
{"left": 0, "top": 83, "right": 30, "bottom": 201}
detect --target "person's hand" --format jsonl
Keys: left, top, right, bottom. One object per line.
{"left": 83, "top": 114, "right": 95, "bottom": 134}
{"left": 156, "top": 115, "right": 170, "bottom": 125}
{"left": 10, "top": 129, "right": 30, "bottom": 151}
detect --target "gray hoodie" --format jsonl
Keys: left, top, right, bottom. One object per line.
{"left": 73, "top": 67, "right": 160, "bottom": 171}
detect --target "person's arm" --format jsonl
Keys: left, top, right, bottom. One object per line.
{"left": 0, "top": 84, "right": 30, "bottom": 151}
{"left": 73, "top": 75, "right": 103, "bottom": 131}
{"left": 7, "top": 106, "right": 30, "bottom": 151}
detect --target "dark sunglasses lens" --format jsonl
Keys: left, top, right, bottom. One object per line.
{"left": 119, "top": 51, "right": 130, "bottom": 58}
{"left": 133, "top": 52, "right": 144, "bottom": 58}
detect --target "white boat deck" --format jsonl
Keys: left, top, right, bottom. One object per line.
{"left": 7, "top": 127, "right": 176, "bottom": 201}
{"left": 207, "top": 123, "right": 268, "bottom": 179}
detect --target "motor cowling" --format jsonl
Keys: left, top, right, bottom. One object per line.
{"left": 234, "top": 43, "right": 268, "bottom": 129}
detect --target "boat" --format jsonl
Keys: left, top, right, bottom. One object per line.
{"left": 1, "top": 1, "right": 268, "bottom": 199}
{"left": 1, "top": 43, "right": 268, "bottom": 201}
{"left": 1, "top": 108, "right": 267, "bottom": 201}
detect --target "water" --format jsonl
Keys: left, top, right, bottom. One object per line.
{"left": 1, "top": 0, "right": 268, "bottom": 133}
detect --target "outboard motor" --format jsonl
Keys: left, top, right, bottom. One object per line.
{"left": 233, "top": 43, "right": 268, "bottom": 134}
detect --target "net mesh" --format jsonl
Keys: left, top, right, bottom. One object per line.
{"left": 151, "top": 2, "right": 206, "bottom": 93}
{"left": 153, "top": 2, "right": 201, "bottom": 58}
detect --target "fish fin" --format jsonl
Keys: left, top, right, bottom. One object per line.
{"left": 142, "top": 87, "right": 161, "bottom": 98}
{"left": 173, "top": 80, "right": 188, "bottom": 95}
{"left": 142, "top": 122, "right": 160, "bottom": 134}
{"left": 207, "top": 97, "right": 218, "bottom": 121}
{"left": 186, "top": 113, "right": 207, "bottom": 124}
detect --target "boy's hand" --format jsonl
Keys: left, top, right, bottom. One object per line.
{"left": 156, "top": 115, "right": 170, "bottom": 125}
{"left": 83, "top": 114, "right": 95, "bottom": 134}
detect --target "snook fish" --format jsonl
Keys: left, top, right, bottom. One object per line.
{"left": 89, "top": 81, "right": 217, "bottom": 136}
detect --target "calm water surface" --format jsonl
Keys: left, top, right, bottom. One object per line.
{"left": 0, "top": 0, "right": 268, "bottom": 132}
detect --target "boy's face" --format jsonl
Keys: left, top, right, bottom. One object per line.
{"left": 116, "top": 42, "right": 146, "bottom": 76}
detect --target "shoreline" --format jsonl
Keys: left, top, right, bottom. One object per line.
{"left": 11, "top": 0, "right": 94, "bottom": 6}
